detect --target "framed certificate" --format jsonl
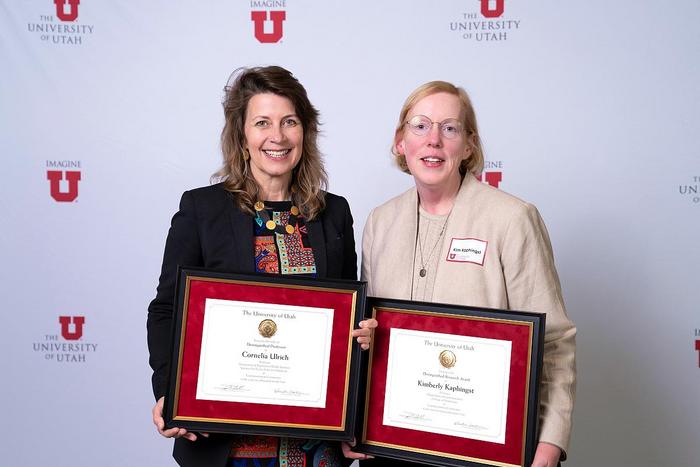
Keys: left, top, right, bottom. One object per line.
{"left": 356, "top": 297, "right": 545, "bottom": 467}
{"left": 164, "top": 268, "right": 366, "bottom": 441}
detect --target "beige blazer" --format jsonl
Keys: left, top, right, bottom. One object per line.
{"left": 361, "top": 174, "right": 576, "bottom": 456}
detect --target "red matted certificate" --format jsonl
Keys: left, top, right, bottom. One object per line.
{"left": 356, "top": 298, "right": 544, "bottom": 467}
{"left": 196, "top": 299, "right": 334, "bottom": 408}
{"left": 164, "top": 268, "right": 366, "bottom": 441}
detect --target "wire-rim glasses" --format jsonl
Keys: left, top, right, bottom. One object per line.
{"left": 405, "top": 115, "right": 464, "bottom": 139}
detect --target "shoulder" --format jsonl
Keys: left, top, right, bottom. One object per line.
{"left": 185, "top": 182, "right": 229, "bottom": 200}
{"left": 184, "top": 182, "right": 234, "bottom": 205}
{"left": 322, "top": 191, "right": 349, "bottom": 208}
{"left": 368, "top": 186, "right": 416, "bottom": 223}
{"left": 178, "top": 182, "right": 236, "bottom": 217}
{"left": 320, "top": 191, "right": 352, "bottom": 217}
{"left": 461, "top": 175, "right": 540, "bottom": 221}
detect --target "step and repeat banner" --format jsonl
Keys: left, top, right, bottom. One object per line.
{"left": 2, "top": 1, "right": 698, "bottom": 466}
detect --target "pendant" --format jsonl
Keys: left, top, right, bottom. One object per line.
{"left": 419, "top": 268, "right": 427, "bottom": 277}
{"left": 285, "top": 224, "right": 295, "bottom": 234}
{"left": 266, "top": 220, "right": 277, "bottom": 230}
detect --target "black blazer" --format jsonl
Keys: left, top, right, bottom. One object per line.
{"left": 147, "top": 183, "right": 357, "bottom": 467}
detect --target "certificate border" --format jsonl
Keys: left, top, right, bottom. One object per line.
{"left": 356, "top": 298, "right": 544, "bottom": 467}
{"left": 164, "top": 267, "right": 366, "bottom": 441}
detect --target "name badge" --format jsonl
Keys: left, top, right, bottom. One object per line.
{"left": 446, "top": 238, "right": 488, "bottom": 266}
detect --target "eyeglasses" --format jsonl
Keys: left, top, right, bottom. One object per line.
{"left": 404, "top": 115, "right": 464, "bottom": 139}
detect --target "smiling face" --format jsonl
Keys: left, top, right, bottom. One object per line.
{"left": 395, "top": 92, "right": 471, "bottom": 191}
{"left": 244, "top": 92, "right": 303, "bottom": 191}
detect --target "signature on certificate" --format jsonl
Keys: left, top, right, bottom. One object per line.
{"left": 216, "top": 384, "right": 248, "bottom": 392}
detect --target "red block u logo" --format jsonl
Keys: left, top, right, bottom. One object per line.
{"left": 54, "top": 0, "right": 80, "bottom": 22}
{"left": 481, "top": 0, "right": 505, "bottom": 18}
{"left": 480, "top": 171, "right": 503, "bottom": 188}
{"left": 59, "top": 316, "right": 85, "bottom": 340}
{"left": 251, "top": 11, "right": 286, "bottom": 43}
{"left": 47, "top": 170, "right": 81, "bottom": 202}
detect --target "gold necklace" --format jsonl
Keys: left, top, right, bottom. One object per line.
{"left": 416, "top": 209, "right": 450, "bottom": 278}
{"left": 254, "top": 201, "right": 299, "bottom": 235}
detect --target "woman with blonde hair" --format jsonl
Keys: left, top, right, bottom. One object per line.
{"left": 148, "top": 65, "right": 376, "bottom": 467}
{"left": 361, "top": 81, "right": 576, "bottom": 467}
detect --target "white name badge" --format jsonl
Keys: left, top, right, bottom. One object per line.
{"left": 446, "top": 238, "right": 488, "bottom": 265}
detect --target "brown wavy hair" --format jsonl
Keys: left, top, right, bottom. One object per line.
{"left": 392, "top": 81, "right": 484, "bottom": 177}
{"left": 213, "top": 66, "right": 327, "bottom": 219}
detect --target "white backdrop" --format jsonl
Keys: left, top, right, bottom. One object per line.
{"left": 2, "top": 1, "right": 699, "bottom": 466}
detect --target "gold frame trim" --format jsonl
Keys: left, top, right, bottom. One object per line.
{"left": 362, "top": 305, "right": 535, "bottom": 467}
{"left": 364, "top": 440, "right": 520, "bottom": 467}
{"left": 171, "top": 275, "right": 358, "bottom": 431}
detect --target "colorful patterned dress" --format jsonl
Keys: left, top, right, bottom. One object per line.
{"left": 229, "top": 201, "right": 342, "bottom": 467}
{"left": 253, "top": 201, "right": 317, "bottom": 276}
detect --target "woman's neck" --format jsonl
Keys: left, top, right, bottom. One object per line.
{"left": 416, "top": 176, "right": 462, "bottom": 215}
{"left": 255, "top": 174, "right": 292, "bottom": 201}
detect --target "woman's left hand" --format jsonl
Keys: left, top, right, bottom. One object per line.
{"left": 352, "top": 319, "right": 378, "bottom": 350}
{"left": 340, "top": 438, "right": 373, "bottom": 460}
{"left": 530, "top": 442, "right": 561, "bottom": 467}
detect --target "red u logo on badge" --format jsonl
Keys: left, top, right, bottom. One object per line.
{"left": 251, "top": 11, "right": 286, "bottom": 43}
{"left": 59, "top": 316, "right": 85, "bottom": 340}
{"left": 481, "top": 0, "right": 504, "bottom": 18}
{"left": 47, "top": 170, "right": 81, "bottom": 202}
{"left": 54, "top": 0, "right": 80, "bottom": 22}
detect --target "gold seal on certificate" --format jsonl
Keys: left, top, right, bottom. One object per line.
{"left": 438, "top": 349, "right": 456, "bottom": 368}
{"left": 258, "top": 319, "right": 277, "bottom": 338}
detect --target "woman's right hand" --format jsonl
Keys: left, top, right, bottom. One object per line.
{"left": 340, "top": 438, "right": 373, "bottom": 460}
{"left": 152, "top": 396, "right": 204, "bottom": 442}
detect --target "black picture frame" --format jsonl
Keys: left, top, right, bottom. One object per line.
{"left": 355, "top": 297, "right": 545, "bottom": 467}
{"left": 163, "top": 267, "right": 366, "bottom": 442}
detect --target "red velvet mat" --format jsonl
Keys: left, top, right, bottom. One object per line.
{"left": 364, "top": 307, "right": 533, "bottom": 465}
{"left": 175, "top": 279, "right": 355, "bottom": 429}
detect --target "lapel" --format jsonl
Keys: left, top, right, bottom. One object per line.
{"left": 444, "top": 173, "right": 475, "bottom": 241}
{"left": 228, "top": 203, "right": 255, "bottom": 273}
{"left": 434, "top": 174, "right": 475, "bottom": 285}
{"left": 306, "top": 217, "right": 327, "bottom": 278}
{"left": 392, "top": 187, "right": 419, "bottom": 299}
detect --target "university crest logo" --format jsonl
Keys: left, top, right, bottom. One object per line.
{"left": 54, "top": 0, "right": 80, "bottom": 22}
{"left": 479, "top": 171, "right": 502, "bottom": 188}
{"left": 480, "top": 0, "right": 504, "bottom": 18}
{"left": 59, "top": 316, "right": 85, "bottom": 340}
{"left": 33, "top": 315, "right": 98, "bottom": 363}
{"left": 47, "top": 170, "right": 81, "bottom": 202}
{"left": 251, "top": 10, "right": 286, "bottom": 43}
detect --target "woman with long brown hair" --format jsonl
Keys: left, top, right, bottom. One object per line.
{"left": 148, "top": 66, "right": 376, "bottom": 467}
